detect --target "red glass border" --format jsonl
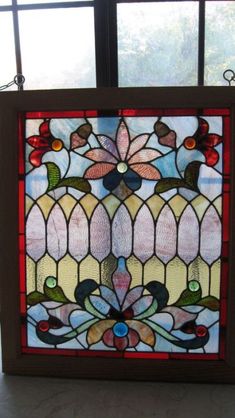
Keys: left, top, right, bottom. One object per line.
{"left": 26, "top": 108, "right": 230, "bottom": 119}
{"left": 19, "top": 108, "right": 230, "bottom": 361}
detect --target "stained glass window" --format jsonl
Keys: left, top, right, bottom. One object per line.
{"left": 19, "top": 107, "right": 229, "bottom": 360}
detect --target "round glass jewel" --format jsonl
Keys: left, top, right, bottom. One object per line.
{"left": 38, "top": 320, "right": 50, "bottom": 333}
{"left": 117, "top": 162, "right": 128, "bottom": 173}
{"left": 184, "top": 137, "right": 196, "bottom": 150}
{"left": 188, "top": 280, "right": 200, "bottom": 292}
{"left": 196, "top": 325, "right": 207, "bottom": 337}
{"left": 46, "top": 276, "right": 57, "bottom": 288}
{"left": 113, "top": 322, "right": 128, "bottom": 337}
{"left": 52, "top": 139, "right": 63, "bottom": 151}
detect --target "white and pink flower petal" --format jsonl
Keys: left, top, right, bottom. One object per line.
{"left": 130, "top": 163, "right": 161, "bottom": 180}
{"left": 84, "top": 149, "right": 117, "bottom": 163}
{"left": 128, "top": 149, "right": 161, "bottom": 164}
{"left": 84, "top": 162, "right": 116, "bottom": 179}
{"left": 96, "top": 135, "right": 119, "bottom": 159}
{"left": 116, "top": 120, "right": 130, "bottom": 161}
{"left": 132, "top": 295, "right": 153, "bottom": 317}
{"left": 127, "top": 134, "right": 149, "bottom": 159}
{"left": 112, "top": 270, "right": 131, "bottom": 306}
{"left": 122, "top": 286, "right": 143, "bottom": 311}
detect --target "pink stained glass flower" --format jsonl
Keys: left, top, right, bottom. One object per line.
{"left": 27, "top": 120, "right": 64, "bottom": 167}
{"left": 84, "top": 119, "right": 161, "bottom": 191}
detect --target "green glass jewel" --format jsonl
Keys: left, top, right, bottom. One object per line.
{"left": 188, "top": 280, "right": 200, "bottom": 292}
{"left": 45, "top": 276, "right": 57, "bottom": 289}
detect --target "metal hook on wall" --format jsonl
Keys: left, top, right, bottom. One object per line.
{"left": 0, "top": 74, "right": 25, "bottom": 91}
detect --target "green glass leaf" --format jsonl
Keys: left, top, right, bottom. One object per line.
{"left": 57, "top": 177, "right": 91, "bottom": 193}
{"left": 155, "top": 178, "right": 186, "bottom": 193}
{"left": 174, "top": 287, "right": 202, "bottom": 307}
{"left": 46, "top": 162, "right": 61, "bottom": 191}
{"left": 155, "top": 161, "right": 202, "bottom": 194}
{"left": 44, "top": 284, "right": 69, "bottom": 303}
{"left": 184, "top": 161, "right": 202, "bottom": 191}
{"left": 27, "top": 291, "right": 48, "bottom": 306}
{"left": 197, "top": 296, "right": 220, "bottom": 311}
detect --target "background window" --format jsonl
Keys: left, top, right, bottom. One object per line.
{"left": 0, "top": 0, "right": 234, "bottom": 90}
{"left": 205, "top": 0, "right": 235, "bottom": 85}
{"left": 118, "top": 2, "right": 199, "bottom": 87}
{"left": 18, "top": 8, "right": 96, "bottom": 89}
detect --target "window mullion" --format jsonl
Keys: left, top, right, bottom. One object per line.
{"left": 198, "top": 0, "right": 205, "bottom": 85}
{"left": 94, "top": 0, "right": 118, "bottom": 87}
{"left": 12, "top": 0, "right": 23, "bottom": 90}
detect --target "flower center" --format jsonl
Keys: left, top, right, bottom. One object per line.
{"left": 184, "top": 137, "right": 196, "bottom": 150}
{"left": 51, "top": 139, "right": 63, "bottom": 151}
{"left": 117, "top": 162, "right": 128, "bottom": 173}
{"left": 113, "top": 322, "right": 128, "bottom": 337}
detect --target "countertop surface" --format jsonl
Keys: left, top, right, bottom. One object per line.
{"left": 1, "top": 332, "right": 235, "bottom": 418}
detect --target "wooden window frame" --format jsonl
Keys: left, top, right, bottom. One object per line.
{"left": 0, "top": 86, "right": 235, "bottom": 382}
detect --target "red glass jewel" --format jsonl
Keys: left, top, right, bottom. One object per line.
{"left": 195, "top": 325, "right": 207, "bottom": 337}
{"left": 38, "top": 321, "right": 50, "bottom": 333}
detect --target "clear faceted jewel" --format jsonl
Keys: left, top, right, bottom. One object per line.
{"left": 117, "top": 162, "right": 128, "bottom": 173}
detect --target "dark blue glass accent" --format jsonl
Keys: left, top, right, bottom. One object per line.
{"left": 123, "top": 168, "right": 142, "bottom": 191}
{"left": 113, "top": 322, "right": 129, "bottom": 337}
{"left": 103, "top": 169, "right": 122, "bottom": 191}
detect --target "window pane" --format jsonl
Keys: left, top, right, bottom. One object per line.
{"left": 205, "top": 1, "right": 235, "bottom": 85}
{"left": 0, "top": 1, "right": 11, "bottom": 5}
{"left": 118, "top": 2, "right": 198, "bottom": 87}
{"left": 19, "top": 8, "right": 96, "bottom": 89}
{"left": 0, "top": 12, "right": 17, "bottom": 90}
{"left": 18, "top": 0, "right": 91, "bottom": 3}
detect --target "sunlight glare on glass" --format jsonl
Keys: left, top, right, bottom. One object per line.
{"left": 118, "top": 2, "right": 198, "bottom": 87}
{"left": 205, "top": 1, "right": 235, "bottom": 85}
{"left": 17, "top": 0, "right": 91, "bottom": 3}
{"left": 19, "top": 7, "right": 96, "bottom": 89}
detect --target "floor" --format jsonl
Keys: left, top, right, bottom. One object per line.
{"left": 1, "top": 342, "right": 235, "bottom": 418}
